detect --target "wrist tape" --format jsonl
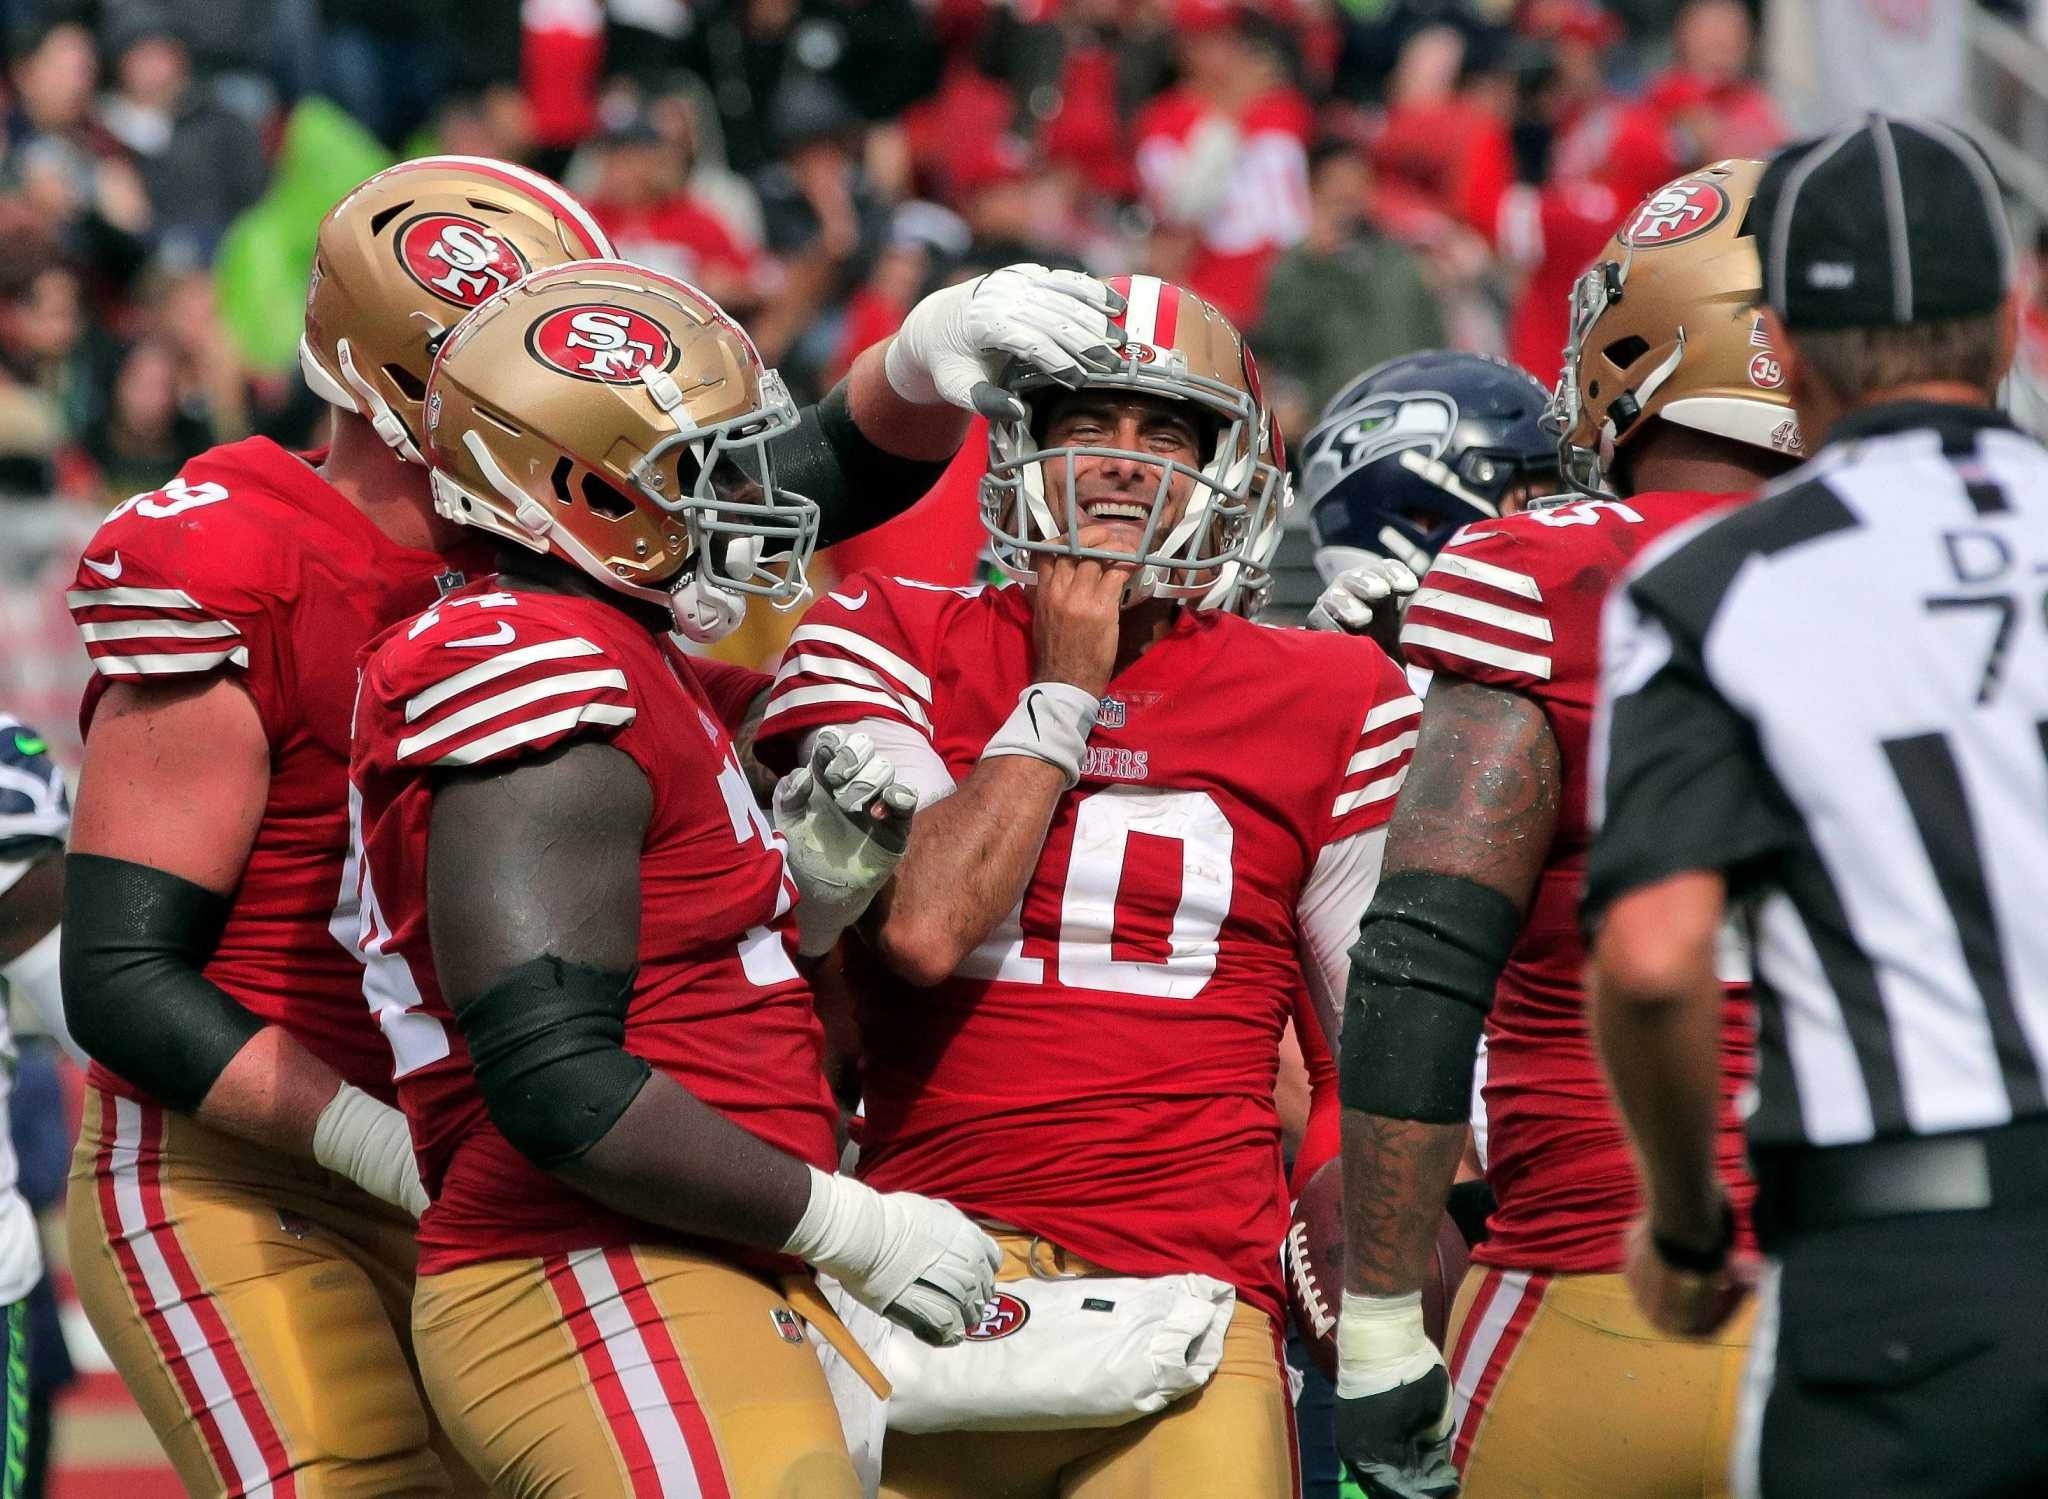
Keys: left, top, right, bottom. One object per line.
{"left": 980, "top": 683, "right": 1099, "bottom": 789}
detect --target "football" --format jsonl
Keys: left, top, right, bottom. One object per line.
{"left": 1283, "top": 1158, "right": 1473, "bottom": 1380}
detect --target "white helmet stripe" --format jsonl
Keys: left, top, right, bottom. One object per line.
{"left": 388, "top": 155, "right": 616, "bottom": 259}
{"left": 1122, "top": 275, "right": 1164, "bottom": 346}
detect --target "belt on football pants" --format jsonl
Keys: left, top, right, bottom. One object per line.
{"left": 780, "top": 1273, "right": 893, "bottom": 1400}
{"left": 1752, "top": 1117, "right": 2048, "bottom": 1247}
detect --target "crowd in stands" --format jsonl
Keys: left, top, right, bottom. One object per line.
{"left": 0, "top": 0, "right": 2004, "bottom": 749}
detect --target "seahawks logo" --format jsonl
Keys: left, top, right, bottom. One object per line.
{"left": 1303, "top": 392, "right": 1458, "bottom": 503}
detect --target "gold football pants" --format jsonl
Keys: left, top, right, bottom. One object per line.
{"left": 412, "top": 1241, "right": 861, "bottom": 1498}
{"left": 1444, "top": 1266, "right": 1757, "bottom": 1499}
{"left": 879, "top": 1231, "right": 1298, "bottom": 1499}
{"left": 67, "top": 1087, "right": 480, "bottom": 1498}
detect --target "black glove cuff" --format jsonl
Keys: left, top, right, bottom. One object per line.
{"left": 1652, "top": 1195, "right": 1735, "bottom": 1274}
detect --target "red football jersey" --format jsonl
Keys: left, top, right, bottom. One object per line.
{"left": 756, "top": 574, "right": 1419, "bottom": 1320}
{"left": 1400, "top": 492, "right": 1757, "bottom": 1273}
{"left": 66, "top": 438, "right": 484, "bottom": 1105}
{"left": 349, "top": 583, "right": 837, "bottom": 1275}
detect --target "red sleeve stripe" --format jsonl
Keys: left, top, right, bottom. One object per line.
{"left": 760, "top": 683, "right": 932, "bottom": 736}
{"left": 405, "top": 636, "right": 604, "bottom": 720}
{"left": 1347, "top": 729, "right": 1418, "bottom": 776}
{"left": 1401, "top": 623, "right": 1553, "bottom": 681}
{"left": 1361, "top": 694, "right": 1424, "bottom": 735}
{"left": 64, "top": 585, "right": 207, "bottom": 611}
{"left": 1429, "top": 549, "right": 1543, "bottom": 600}
{"left": 396, "top": 669, "right": 631, "bottom": 762}
{"left": 783, "top": 623, "right": 932, "bottom": 702}
{"left": 1333, "top": 766, "right": 1409, "bottom": 818}
{"left": 768, "top": 653, "right": 933, "bottom": 731}
{"left": 1409, "top": 585, "right": 1553, "bottom": 641}
{"left": 78, "top": 619, "right": 241, "bottom": 644}
{"left": 423, "top": 703, "right": 637, "bottom": 768}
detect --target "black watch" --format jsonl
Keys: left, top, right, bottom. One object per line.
{"left": 1651, "top": 1196, "right": 1734, "bottom": 1274}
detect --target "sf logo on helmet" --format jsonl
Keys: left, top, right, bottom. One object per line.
{"left": 398, "top": 214, "right": 529, "bottom": 306}
{"left": 1619, "top": 178, "right": 1730, "bottom": 248}
{"left": 527, "top": 305, "right": 679, "bottom": 384}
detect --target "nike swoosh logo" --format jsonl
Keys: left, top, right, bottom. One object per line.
{"left": 84, "top": 552, "right": 122, "bottom": 579}
{"left": 447, "top": 621, "right": 516, "bottom": 648}
{"left": 1025, "top": 689, "right": 1042, "bottom": 738}
{"left": 829, "top": 589, "right": 869, "bottom": 610}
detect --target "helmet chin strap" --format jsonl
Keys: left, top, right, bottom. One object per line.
{"left": 330, "top": 337, "right": 425, "bottom": 464}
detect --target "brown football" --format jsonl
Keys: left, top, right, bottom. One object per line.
{"left": 1282, "top": 1158, "right": 1472, "bottom": 1381}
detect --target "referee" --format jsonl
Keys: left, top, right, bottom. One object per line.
{"left": 1583, "top": 115, "right": 2048, "bottom": 1499}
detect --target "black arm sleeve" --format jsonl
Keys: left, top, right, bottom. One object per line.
{"left": 60, "top": 852, "right": 263, "bottom": 1110}
{"left": 773, "top": 380, "right": 957, "bottom": 547}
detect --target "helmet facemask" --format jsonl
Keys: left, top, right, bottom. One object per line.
{"left": 981, "top": 358, "right": 1276, "bottom": 604}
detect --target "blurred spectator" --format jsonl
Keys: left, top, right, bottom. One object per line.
{"left": 432, "top": 85, "right": 538, "bottom": 166}
{"left": 1255, "top": 139, "right": 1443, "bottom": 436}
{"left": 677, "top": 0, "right": 943, "bottom": 177}
{"left": 88, "top": 337, "right": 214, "bottom": 500}
{"left": 751, "top": 76, "right": 889, "bottom": 384}
{"left": 645, "top": 73, "right": 766, "bottom": 250}
{"left": 0, "top": 257, "right": 113, "bottom": 480}
{"left": 1635, "top": 0, "right": 1783, "bottom": 163}
{"left": 4, "top": 19, "right": 153, "bottom": 296}
{"left": 585, "top": 112, "right": 760, "bottom": 311}
{"left": 320, "top": 0, "right": 455, "bottom": 147}
{"left": 98, "top": 15, "right": 266, "bottom": 262}
{"left": 1134, "top": 1, "right": 1312, "bottom": 329}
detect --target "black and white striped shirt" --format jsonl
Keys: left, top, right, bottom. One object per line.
{"left": 1586, "top": 402, "right": 2048, "bottom": 1151}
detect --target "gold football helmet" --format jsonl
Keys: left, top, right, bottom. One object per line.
{"left": 300, "top": 155, "right": 614, "bottom": 464}
{"left": 1552, "top": 158, "right": 1802, "bottom": 495}
{"left": 982, "top": 274, "right": 1282, "bottom": 602}
{"left": 423, "top": 260, "right": 815, "bottom": 642}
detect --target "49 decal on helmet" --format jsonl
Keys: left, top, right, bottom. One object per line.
{"left": 1549, "top": 158, "right": 1801, "bottom": 497}
{"left": 299, "top": 155, "right": 614, "bottom": 465}
{"left": 423, "top": 261, "right": 816, "bottom": 644}
{"left": 980, "top": 275, "right": 1282, "bottom": 604}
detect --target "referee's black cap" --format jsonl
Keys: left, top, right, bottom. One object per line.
{"left": 1756, "top": 114, "right": 2015, "bottom": 332}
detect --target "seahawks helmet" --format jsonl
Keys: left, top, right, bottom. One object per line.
{"left": 1303, "top": 352, "right": 1558, "bottom": 581}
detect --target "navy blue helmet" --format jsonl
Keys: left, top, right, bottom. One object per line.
{"left": 1301, "top": 351, "right": 1558, "bottom": 574}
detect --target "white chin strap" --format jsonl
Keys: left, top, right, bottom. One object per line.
{"left": 299, "top": 334, "right": 425, "bottom": 463}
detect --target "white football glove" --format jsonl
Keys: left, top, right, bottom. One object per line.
{"left": 783, "top": 1165, "right": 1002, "bottom": 1346}
{"left": 774, "top": 728, "right": 919, "bottom": 957}
{"left": 313, "top": 1083, "right": 429, "bottom": 1219}
{"left": 1332, "top": 1292, "right": 1460, "bottom": 1499}
{"left": 1307, "top": 557, "right": 1422, "bottom": 635}
{"left": 885, "top": 264, "right": 1124, "bottom": 424}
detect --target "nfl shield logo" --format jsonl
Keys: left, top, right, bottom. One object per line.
{"left": 771, "top": 1307, "right": 805, "bottom": 1345}
{"left": 1098, "top": 697, "right": 1127, "bottom": 729}
{"left": 433, "top": 568, "right": 467, "bottom": 596}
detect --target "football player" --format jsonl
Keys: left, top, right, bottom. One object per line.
{"left": 1299, "top": 352, "right": 1560, "bottom": 663}
{"left": 61, "top": 151, "right": 1110, "bottom": 1496}
{"left": 757, "top": 274, "right": 1422, "bottom": 1498}
{"left": 350, "top": 260, "right": 1025, "bottom": 1498}
{"left": 1326, "top": 159, "right": 1794, "bottom": 1499}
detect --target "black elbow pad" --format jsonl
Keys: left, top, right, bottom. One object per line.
{"left": 454, "top": 956, "right": 652, "bottom": 1169}
{"left": 61, "top": 853, "right": 265, "bottom": 1111}
{"left": 1339, "top": 872, "right": 1522, "bottom": 1123}
{"left": 775, "top": 382, "right": 953, "bottom": 547}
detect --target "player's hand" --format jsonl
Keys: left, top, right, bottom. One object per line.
{"left": 312, "top": 1083, "right": 430, "bottom": 1219}
{"left": 1030, "top": 524, "right": 1133, "bottom": 699}
{"left": 1624, "top": 1216, "right": 1755, "bottom": 1338}
{"left": 1308, "top": 558, "right": 1421, "bottom": 635}
{"left": 884, "top": 264, "right": 1125, "bottom": 423}
{"left": 784, "top": 1168, "right": 1002, "bottom": 1346}
{"left": 774, "top": 728, "right": 920, "bottom": 957}
{"left": 1333, "top": 1293, "right": 1461, "bottom": 1499}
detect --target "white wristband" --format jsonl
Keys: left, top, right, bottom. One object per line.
{"left": 312, "top": 1083, "right": 429, "bottom": 1219}
{"left": 782, "top": 1164, "right": 878, "bottom": 1268}
{"left": 980, "top": 683, "right": 1099, "bottom": 789}
{"left": 1335, "top": 1290, "right": 1439, "bottom": 1398}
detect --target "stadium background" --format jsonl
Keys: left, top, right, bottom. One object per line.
{"left": 0, "top": 0, "right": 2043, "bottom": 1490}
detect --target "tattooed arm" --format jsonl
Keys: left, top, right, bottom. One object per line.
{"left": 1339, "top": 679, "right": 1560, "bottom": 1298}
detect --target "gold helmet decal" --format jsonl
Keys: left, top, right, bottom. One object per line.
{"left": 423, "top": 260, "right": 815, "bottom": 643}
{"left": 1552, "top": 158, "right": 1802, "bottom": 495}
{"left": 299, "top": 155, "right": 614, "bottom": 464}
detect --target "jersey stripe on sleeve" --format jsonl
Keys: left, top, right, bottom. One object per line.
{"left": 1401, "top": 541, "right": 1554, "bottom": 683}
{"left": 394, "top": 636, "right": 635, "bottom": 768}
{"left": 763, "top": 620, "right": 935, "bottom": 738}
{"left": 66, "top": 585, "right": 249, "bottom": 678}
{"left": 1332, "top": 692, "right": 1422, "bottom": 832}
